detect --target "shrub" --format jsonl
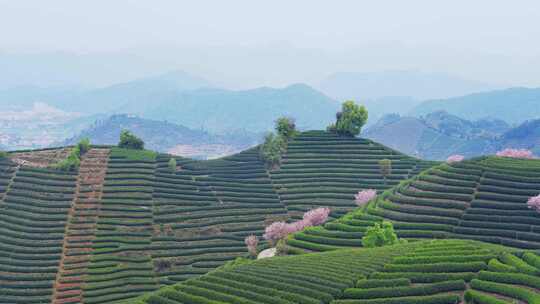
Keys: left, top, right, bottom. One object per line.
{"left": 244, "top": 235, "right": 259, "bottom": 258}
{"left": 259, "top": 133, "right": 287, "bottom": 168}
{"left": 119, "top": 130, "right": 144, "bottom": 150}
{"left": 362, "top": 221, "right": 400, "bottom": 248}
{"left": 168, "top": 158, "right": 177, "bottom": 172}
{"left": 327, "top": 100, "right": 368, "bottom": 136}
{"left": 0, "top": 151, "right": 7, "bottom": 158}
{"left": 355, "top": 189, "right": 377, "bottom": 207}
{"left": 275, "top": 117, "right": 298, "bottom": 139}
{"left": 54, "top": 145, "right": 84, "bottom": 171}
{"left": 154, "top": 258, "right": 173, "bottom": 272}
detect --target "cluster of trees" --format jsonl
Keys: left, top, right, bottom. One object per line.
{"left": 245, "top": 207, "right": 331, "bottom": 258}
{"left": 55, "top": 138, "right": 90, "bottom": 171}
{"left": 119, "top": 130, "right": 144, "bottom": 150}
{"left": 259, "top": 117, "right": 298, "bottom": 168}
{"left": 327, "top": 100, "right": 368, "bottom": 137}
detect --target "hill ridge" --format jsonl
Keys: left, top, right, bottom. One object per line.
{"left": 0, "top": 131, "right": 433, "bottom": 303}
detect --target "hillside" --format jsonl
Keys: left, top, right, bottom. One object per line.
{"left": 288, "top": 156, "right": 540, "bottom": 252}
{"left": 136, "top": 239, "right": 537, "bottom": 304}
{"left": 364, "top": 112, "right": 510, "bottom": 160}
{"left": 411, "top": 87, "right": 540, "bottom": 124}
{"left": 61, "top": 114, "right": 260, "bottom": 159}
{"left": 366, "top": 112, "right": 540, "bottom": 160}
{"left": 0, "top": 131, "right": 433, "bottom": 304}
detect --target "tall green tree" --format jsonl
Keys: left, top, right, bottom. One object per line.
{"left": 119, "top": 130, "right": 145, "bottom": 150}
{"left": 379, "top": 159, "right": 392, "bottom": 184}
{"left": 328, "top": 100, "right": 368, "bottom": 136}
{"left": 259, "top": 132, "right": 286, "bottom": 169}
{"left": 275, "top": 117, "right": 298, "bottom": 140}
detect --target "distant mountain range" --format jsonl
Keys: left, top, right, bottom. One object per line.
{"left": 364, "top": 111, "right": 540, "bottom": 160}
{"left": 411, "top": 87, "right": 540, "bottom": 124}
{"left": 61, "top": 114, "right": 261, "bottom": 159}
{"left": 118, "top": 83, "right": 339, "bottom": 133}
{"left": 0, "top": 71, "right": 340, "bottom": 134}
{"left": 318, "top": 70, "right": 498, "bottom": 101}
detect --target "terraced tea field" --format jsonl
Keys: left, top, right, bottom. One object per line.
{"left": 272, "top": 131, "right": 436, "bottom": 219}
{"left": 4, "top": 131, "right": 540, "bottom": 303}
{"left": 136, "top": 239, "right": 539, "bottom": 304}
{"left": 289, "top": 156, "right": 540, "bottom": 252}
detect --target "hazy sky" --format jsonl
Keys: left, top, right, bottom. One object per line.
{"left": 1, "top": 0, "right": 540, "bottom": 88}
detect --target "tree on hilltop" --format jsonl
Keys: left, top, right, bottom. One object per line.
{"left": 275, "top": 116, "right": 298, "bottom": 140}
{"left": 119, "top": 130, "right": 144, "bottom": 150}
{"left": 327, "top": 100, "right": 368, "bottom": 136}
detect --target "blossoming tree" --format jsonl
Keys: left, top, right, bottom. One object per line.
{"left": 496, "top": 148, "right": 535, "bottom": 159}
{"left": 446, "top": 154, "right": 464, "bottom": 164}
{"left": 244, "top": 235, "right": 259, "bottom": 257}
{"left": 263, "top": 207, "right": 331, "bottom": 247}
{"left": 527, "top": 194, "right": 540, "bottom": 213}
{"left": 355, "top": 189, "right": 377, "bottom": 207}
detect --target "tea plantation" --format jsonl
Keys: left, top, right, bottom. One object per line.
{"left": 288, "top": 155, "right": 540, "bottom": 252}
{"left": 2, "top": 131, "right": 540, "bottom": 303}
{"left": 135, "top": 239, "right": 540, "bottom": 304}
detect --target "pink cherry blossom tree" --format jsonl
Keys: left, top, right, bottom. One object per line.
{"left": 496, "top": 148, "right": 535, "bottom": 159}
{"left": 527, "top": 194, "right": 540, "bottom": 213}
{"left": 263, "top": 207, "right": 331, "bottom": 247}
{"left": 303, "top": 207, "right": 330, "bottom": 226}
{"left": 446, "top": 154, "right": 465, "bottom": 164}
{"left": 262, "top": 221, "right": 288, "bottom": 244}
{"left": 355, "top": 189, "right": 377, "bottom": 207}
{"left": 244, "top": 235, "right": 259, "bottom": 257}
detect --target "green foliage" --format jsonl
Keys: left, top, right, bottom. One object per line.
{"left": 276, "top": 239, "right": 289, "bottom": 256}
{"left": 53, "top": 138, "right": 92, "bottom": 171}
{"left": 0, "top": 151, "right": 7, "bottom": 158}
{"left": 275, "top": 116, "right": 298, "bottom": 139}
{"left": 327, "top": 100, "right": 368, "bottom": 136}
{"left": 259, "top": 132, "right": 287, "bottom": 168}
{"left": 379, "top": 158, "right": 392, "bottom": 178}
{"left": 77, "top": 138, "right": 91, "bottom": 155}
{"left": 119, "top": 129, "right": 145, "bottom": 150}
{"left": 362, "top": 221, "right": 400, "bottom": 248}
{"left": 168, "top": 158, "right": 177, "bottom": 172}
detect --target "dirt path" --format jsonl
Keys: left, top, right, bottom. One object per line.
{"left": 51, "top": 148, "right": 110, "bottom": 304}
